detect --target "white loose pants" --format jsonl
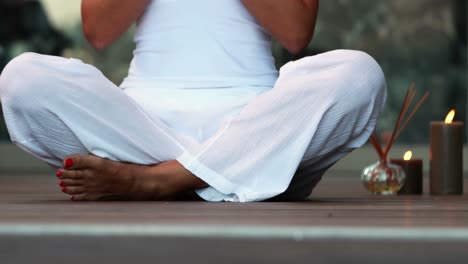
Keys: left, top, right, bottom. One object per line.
{"left": 0, "top": 50, "right": 386, "bottom": 202}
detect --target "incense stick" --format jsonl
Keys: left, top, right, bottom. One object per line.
{"left": 393, "top": 91, "right": 430, "bottom": 142}
{"left": 370, "top": 133, "right": 384, "bottom": 159}
{"left": 369, "top": 83, "right": 429, "bottom": 161}
{"left": 383, "top": 84, "right": 414, "bottom": 156}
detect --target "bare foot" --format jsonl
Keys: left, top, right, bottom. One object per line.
{"left": 56, "top": 154, "right": 207, "bottom": 201}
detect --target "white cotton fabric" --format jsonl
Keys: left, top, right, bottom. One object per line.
{"left": 0, "top": 0, "right": 387, "bottom": 202}
{"left": 121, "top": 0, "right": 278, "bottom": 143}
{"left": 120, "top": 0, "right": 278, "bottom": 90}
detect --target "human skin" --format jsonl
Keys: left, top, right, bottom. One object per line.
{"left": 82, "top": 0, "right": 319, "bottom": 53}
{"left": 241, "top": 0, "right": 319, "bottom": 54}
{"left": 59, "top": 0, "right": 320, "bottom": 201}
{"left": 81, "top": 0, "right": 151, "bottom": 50}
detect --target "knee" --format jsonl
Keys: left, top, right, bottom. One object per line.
{"left": 0, "top": 52, "right": 65, "bottom": 114}
{"left": 0, "top": 53, "right": 44, "bottom": 105}
{"left": 331, "top": 50, "right": 387, "bottom": 108}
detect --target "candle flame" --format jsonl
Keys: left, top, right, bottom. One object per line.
{"left": 403, "top": 151, "right": 412, "bottom": 161}
{"left": 445, "top": 109, "right": 455, "bottom": 124}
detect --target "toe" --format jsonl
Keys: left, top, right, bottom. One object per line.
{"left": 63, "top": 154, "right": 106, "bottom": 170}
{"left": 59, "top": 179, "right": 83, "bottom": 187}
{"left": 63, "top": 154, "right": 88, "bottom": 169}
{"left": 58, "top": 168, "right": 83, "bottom": 180}
{"left": 63, "top": 154, "right": 80, "bottom": 169}
{"left": 62, "top": 186, "right": 85, "bottom": 195}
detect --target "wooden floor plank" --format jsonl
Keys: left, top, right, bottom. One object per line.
{"left": 0, "top": 172, "right": 467, "bottom": 228}
{"left": 2, "top": 236, "right": 468, "bottom": 264}
{"left": 1, "top": 172, "right": 467, "bottom": 263}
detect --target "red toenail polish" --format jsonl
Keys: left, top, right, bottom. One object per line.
{"left": 65, "top": 158, "right": 73, "bottom": 168}
{"left": 59, "top": 181, "right": 65, "bottom": 187}
{"left": 62, "top": 187, "right": 67, "bottom": 193}
{"left": 56, "top": 171, "right": 62, "bottom": 178}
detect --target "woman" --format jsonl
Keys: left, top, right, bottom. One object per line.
{"left": 0, "top": 0, "right": 386, "bottom": 202}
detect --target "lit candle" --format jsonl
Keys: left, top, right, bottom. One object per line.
{"left": 430, "top": 110, "right": 464, "bottom": 195}
{"left": 391, "top": 151, "right": 423, "bottom": 195}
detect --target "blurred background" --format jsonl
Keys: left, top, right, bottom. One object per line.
{"left": 0, "top": 0, "right": 466, "bottom": 146}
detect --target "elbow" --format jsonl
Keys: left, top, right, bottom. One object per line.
{"left": 82, "top": 22, "right": 109, "bottom": 50}
{"left": 284, "top": 38, "right": 310, "bottom": 55}
{"left": 283, "top": 31, "right": 314, "bottom": 55}
{"left": 85, "top": 35, "right": 108, "bottom": 51}
{"left": 81, "top": 0, "right": 109, "bottom": 50}
{"left": 81, "top": 4, "right": 111, "bottom": 50}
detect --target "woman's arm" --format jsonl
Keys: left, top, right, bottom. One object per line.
{"left": 81, "top": 0, "right": 150, "bottom": 50}
{"left": 241, "top": 0, "right": 319, "bottom": 54}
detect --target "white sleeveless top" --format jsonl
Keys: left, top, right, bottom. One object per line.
{"left": 120, "top": 0, "right": 278, "bottom": 89}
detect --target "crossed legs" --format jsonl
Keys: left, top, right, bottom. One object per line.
{"left": 0, "top": 50, "right": 386, "bottom": 202}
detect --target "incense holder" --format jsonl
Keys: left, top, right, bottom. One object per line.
{"left": 361, "top": 160, "right": 406, "bottom": 195}
{"left": 365, "top": 84, "right": 427, "bottom": 195}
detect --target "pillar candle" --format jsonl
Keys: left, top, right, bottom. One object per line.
{"left": 430, "top": 110, "right": 464, "bottom": 195}
{"left": 391, "top": 152, "right": 423, "bottom": 195}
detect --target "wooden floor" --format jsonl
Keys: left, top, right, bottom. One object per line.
{"left": 0, "top": 171, "right": 467, "bottom": 264}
